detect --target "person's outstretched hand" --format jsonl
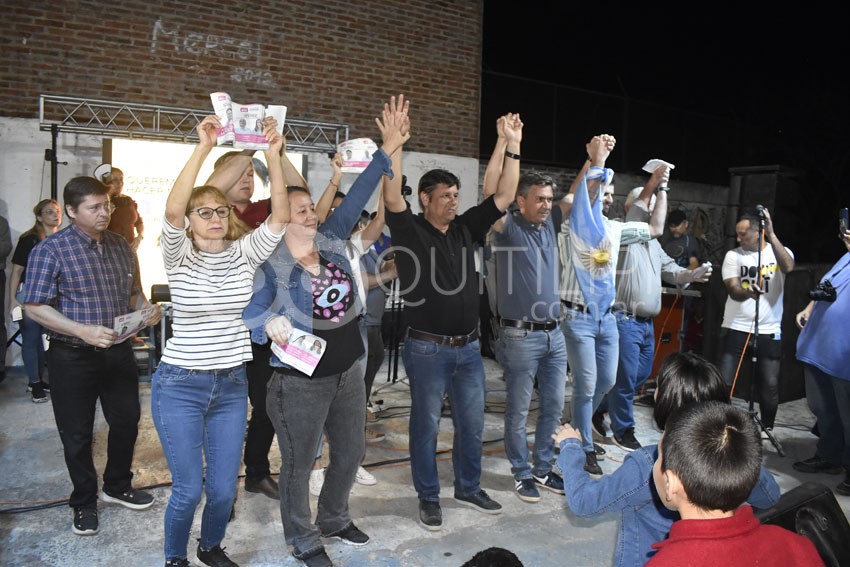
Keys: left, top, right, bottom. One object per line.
{"left": 502, "top": 112, "right": 523, "bottom": 144}
{"left": 376, "top": 94, "right": 411, "bottom": 156}
{"left": 197, "top": 115, "right": 220, "bottom": 149}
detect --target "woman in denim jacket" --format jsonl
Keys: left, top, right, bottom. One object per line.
{"left": 242, "top": 95, "right": 409, "bottom": 567}
{"left": 553, "top": 352, "right": 781, "bottom": 566}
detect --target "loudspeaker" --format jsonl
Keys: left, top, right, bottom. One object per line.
{"left": 754, "top": 481, "right": 850, "bottom": 567}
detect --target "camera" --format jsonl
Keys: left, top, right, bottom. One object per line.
{"left": 401, "top": 175, "right": 413, "bottom": 197}
{"left": 809, "top": 279, "right": 837, "bottom": 302}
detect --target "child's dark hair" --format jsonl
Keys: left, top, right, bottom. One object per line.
{"left": 661, "top": 401, "right": 762, "bottom": 512}
{"left": 653, "top": 352, "right": 729, "bottom": 431}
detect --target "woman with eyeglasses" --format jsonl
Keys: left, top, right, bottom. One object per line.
{"left": 152, "top": 115, "right": 289, "bottom": 567}
{"left": 7, "top": 199, "right": 63, "bottom": 402}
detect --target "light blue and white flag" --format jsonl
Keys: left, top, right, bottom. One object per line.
{"left": 569, "top": 166, "right": 616, "bottom": 320}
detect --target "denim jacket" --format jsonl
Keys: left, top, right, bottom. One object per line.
{"left": 242, "top": 148, "right": 393, "bottom": 369}
{"left": 557, "top": 438, "right": 781, "bottom": 566}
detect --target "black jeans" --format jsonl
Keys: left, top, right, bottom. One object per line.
{"left": 47, "top": 340, "right": 141, "bottom": 508}
{"left": 244, "top": 341, "right": 275, "bottom": 479}
{"left": 718, "top": 328, "right": 781, "bottom": 429}
{"left": 363, "top": 325, "right": 385, "bottom": 400}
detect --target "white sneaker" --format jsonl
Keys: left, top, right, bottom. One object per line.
{"left": 355, "top": 466, "right": 377, "bottom": 486}
{"left": 309, "top": 468, "right": 325, "bottom": 496}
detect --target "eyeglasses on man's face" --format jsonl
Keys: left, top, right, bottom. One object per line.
{"left": 190, "top": 205, "right": 232, "bottom": 220}
{"left": 85, "top": 202, "right": 117, "bottom": 214}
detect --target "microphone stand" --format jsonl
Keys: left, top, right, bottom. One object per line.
{"left": 750, "top": 210, "right": 784, "bottom": 456}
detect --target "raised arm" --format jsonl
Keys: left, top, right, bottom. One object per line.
{"left": 315, "top": 153, "right": 345, "bottom": 223}
{"left": 279, "top": 133, "right": 308, "bottom": 189}
{"left": 359, "top": 187, "right": 387, "bottom": 248}
{"left": 492, "top": 113, "right": 523, "bottom": 212}
{"left": 264, "top": 120, "right": 290, "bottom": 230}
{"left": 646, "top": 166, "right": 669, "bottom": 238}
{"left": 762, "top": 208, "right": 795, "bottom": 273}
{"left": 483, "top": 115, "right": 508, "bottom": 199}
{"left": 165, "top": 115, "right": 220, "bottom": 228}
{"left": 204, "top": 150, "right": 254, "bottom": 194}
{"left": 377, "top": 94, "right": 411, "bottom": 214}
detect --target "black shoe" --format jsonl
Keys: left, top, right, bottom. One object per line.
{"left": 322, "top": 522, "right": 370, "bottom": 546}
{"left": 515, "top": 478, "right": 541, "bottom": 503}
{"left": 197, "top": 543, "right": 238, "bottom": 567}
{"left": 297, "top": 547, "right": 333, "bottom": 567}
{"left": 584, "top": 451, "right": 603, "bottom": 476}
{"left": 454, "top": 489, "right": 502, "bottom": 515}
{"left": 165, "top": 559, "right": 190, "bottom": 567}
{"left": 101, "top": 488, "right": 154, "bottom": 510}
{"left": 72, "top": 506, "right": 99, "bottom": 536}
{"left": 613, "top": 427, "right": 642, "bottom": 452}
{"left": 244, "top": 475, "right": 280, "bottom": 500}
{"left": 532, "top": 471, "right": 565, "bottom": 495}
{"left": 793, "top": 455, "right": 843, "bottom": 475}
{"left": 594, "top": 442, "right": 607, "bottom": 458}
{"left": 40, "top": 380, "right": 51, "bottom": 393}
{"left": 836, "top": 473, "right": 850, "bottom": 496}
{"left": 418, "top": 499, "right": 442, "bottom": 531}
{"left": 30, "top": 381, "right": 49, "bottom": 403}
{"left": 592, "top": 411, "right": 608, "bottom": 438}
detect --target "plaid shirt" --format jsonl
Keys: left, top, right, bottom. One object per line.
{"left": 24, "top": 223, "right": 141, "bottom": 346}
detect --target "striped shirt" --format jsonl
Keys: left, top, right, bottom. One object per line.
{"left": 24, "top": 224, "right": 141, "bottom": 347}
{"left": 159, "top": 218, "right": 283, "bottom": 370}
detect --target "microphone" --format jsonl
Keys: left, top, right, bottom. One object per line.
{"left": 756, "top": 204, "right": 765, "bottom": 216}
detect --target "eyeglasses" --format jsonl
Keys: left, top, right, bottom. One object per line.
{"left": 189, "top": 205, "right": 232, "bottom": 220}
{"left": 86, "top": 202, "right": 117, "bottom": 214}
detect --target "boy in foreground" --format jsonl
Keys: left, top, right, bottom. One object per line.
{"left": 649, "top": 401, "right": 823, "bottom": 566}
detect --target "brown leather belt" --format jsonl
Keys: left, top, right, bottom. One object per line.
{"left": 407, "top": 328, "right": 479, "bottom": 347}
{"left": 500, "top": 318, "right": 558, "bottom": 331}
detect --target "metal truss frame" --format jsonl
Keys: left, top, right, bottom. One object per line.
{"left": 38, "top": 94, "right": 349, "bottom": 153}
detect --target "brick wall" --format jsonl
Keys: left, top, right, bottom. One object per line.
{"left": 1, "top": 0, "right": 483, "bottom": 157}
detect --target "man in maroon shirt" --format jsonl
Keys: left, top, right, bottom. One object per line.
{"left": 204, "top": 142, "right": 307, "bottom": 500}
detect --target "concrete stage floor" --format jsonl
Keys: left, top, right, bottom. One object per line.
{"left": 1, "top": 355, "right": 848, "bottom": 566}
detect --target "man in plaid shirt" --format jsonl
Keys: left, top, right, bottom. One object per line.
{"left": 24, "top": 176, "right": 161, "bottom": 537}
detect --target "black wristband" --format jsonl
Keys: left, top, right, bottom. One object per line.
{"left": 656, "top": 186, "right": 670, "bottom": 193}
{"left": 505, "top": 150, "right": 521, "bottom": 160}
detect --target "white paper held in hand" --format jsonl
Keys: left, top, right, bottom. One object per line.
{"left": 641, "top": 159, "right": 676, "bottom": 173}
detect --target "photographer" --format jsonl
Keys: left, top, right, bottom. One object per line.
{"left": 793, "top": 225, "right": 850, "bottom": 496}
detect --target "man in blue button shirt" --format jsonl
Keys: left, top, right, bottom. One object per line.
{"left": 492, "top": 171, "right": 567, "bottom": 503}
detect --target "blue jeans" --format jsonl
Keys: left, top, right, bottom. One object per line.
{"left": 608, "top": 315, "right": 654, "bottom": 437}
{"left": 267, "top": 357, "right": 366, "bottom": 559}
{"left": 497, "top": 327, "right": 567, "bottom": 480}
{"left": 151, "top": 361, "right": 248, "bottom": 561}
{"left": 561, "top": 310, "right": 619, "bottom": 453}
{"left": 804, "top": 364, "right": 850, "bottom": 469}
{"left": 718, "top": 329, "right": 780, "bottom": 429}
{"left": 17, "top": 288, "right": 46, "bottom": 384}
{"left": 403, "top": 336, "right": 485, "bottom": 501}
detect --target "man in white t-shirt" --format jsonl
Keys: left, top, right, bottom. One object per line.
{"left": 719, "top": 208, "right": 795, "bottom": 432}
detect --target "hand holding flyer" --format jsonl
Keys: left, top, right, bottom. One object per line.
{"left": 338, "top": 138, "right": 378, "bottom": 173}
{"left": 113, "top": 305, "right": 157, "bottom": 343}
{"left": 270, "top": 329, "right": 327, "bottom": 376}
{"left": 210, "top": 92, "right": 287, "bottom": 150}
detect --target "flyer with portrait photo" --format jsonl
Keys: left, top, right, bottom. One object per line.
{"left": 338, "top": 137, "right": 378, "bottom": 173}
{"left": 270, "top": 329, "right": 327, "bottom": 376}
{"left": 113, "top": 305, "right": 157, "bottom": 344}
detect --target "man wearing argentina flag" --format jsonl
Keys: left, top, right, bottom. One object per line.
{"left": 556, "top": 134, "right": 666, "bottom": 475}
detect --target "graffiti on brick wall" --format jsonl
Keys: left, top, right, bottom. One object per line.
{"left": 150, "top": 18, "right": 278, "bottom": 88}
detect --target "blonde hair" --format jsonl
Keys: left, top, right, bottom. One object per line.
{"left": 186, "top": 186, "right": 249, "bottom": 242}
{"left": 23, "top": 199, "right": 61, "bottom": 241}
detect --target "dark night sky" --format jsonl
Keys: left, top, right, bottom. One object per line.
{"left": 482, "top": 4, "right": 845, "bottom": 138}
{"left": 481, "top": 3, "right": 849, "bottom": 262}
